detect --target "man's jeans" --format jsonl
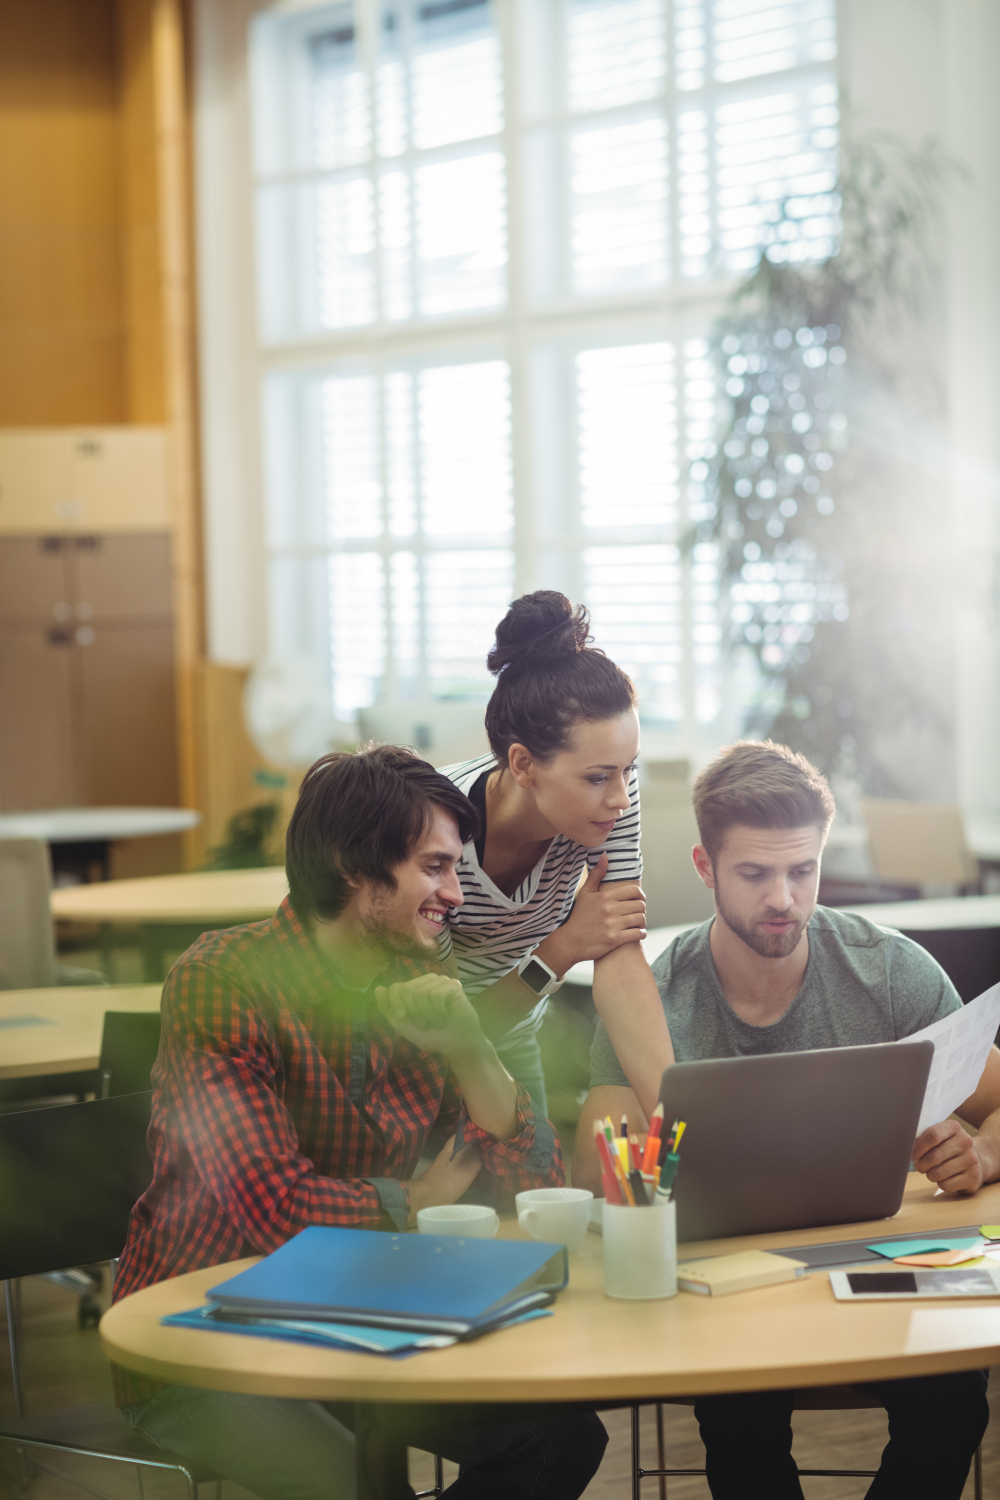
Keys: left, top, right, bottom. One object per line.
{"left": 694, "top": 1370, "right": 990, "bottom": 1500}
{"left": 124, "top": 1385, "right": 608, "bottom": 1500}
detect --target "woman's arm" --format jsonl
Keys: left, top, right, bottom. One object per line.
{"left": 464, "top": 852, "right": 647, "bottom": 1040}
{"left": 591, "top": 943, "right": 673, "bottom": 1120}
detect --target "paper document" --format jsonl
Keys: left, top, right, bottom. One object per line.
{"left": 902, "top": 981, "right": 1000, "bottom": 1135}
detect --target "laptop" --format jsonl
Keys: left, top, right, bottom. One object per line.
{"left": 659, "top": 1040, "right": 934, "bottom": 1242}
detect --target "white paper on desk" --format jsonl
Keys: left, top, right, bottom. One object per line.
{"left": 900, "top": 981, "right": 1000, "bottom": 1135}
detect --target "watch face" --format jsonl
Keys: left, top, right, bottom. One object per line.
{"left": 520, "top": 958, "right": 551, "bottom": 995}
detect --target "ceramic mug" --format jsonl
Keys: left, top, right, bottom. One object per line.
{"left": 603, "top": 1199, "right": 677, "bottom": 1300}
{"left": 416, "top": 1204, "right": 499, "bottom": 1238}
{"left": 515, "top": 1187, "right": 594, "bottom": 1253}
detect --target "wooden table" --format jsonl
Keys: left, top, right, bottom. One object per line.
{"left": 51, "top": 869, "right": 289, "bottom": 981}
{"left": 101, "top": 1174, "right": 1000, "bottom": 1496}
{"left": 0, "top": 984, "right": 161, "bottom": 1082}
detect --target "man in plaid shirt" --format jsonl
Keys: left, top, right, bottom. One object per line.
{"left": 115, "top": 745, "right": 607, "bottom": 1500}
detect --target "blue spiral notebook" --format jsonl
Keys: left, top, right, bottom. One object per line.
{"left": 206, "top": 1225, "right": 568, "bottom": 1337}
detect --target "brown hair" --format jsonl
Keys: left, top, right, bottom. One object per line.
{"left": 484, "top": 591, "right": 637, "bottom": 764}
{"left": 286, "top": 743, "right": 479, "bottom": 922}
{"left": 692, "top": 740, "right": 835, "bottom": 860}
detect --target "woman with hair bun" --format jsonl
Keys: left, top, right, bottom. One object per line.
{"left": 439, "top": 590, "right": 673, "bottom": 1119}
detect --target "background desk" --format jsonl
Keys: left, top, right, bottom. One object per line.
{"left": 102, "top": 1174, "right": 1000, "bottom": 1498}
{"left": 0, "top": 983, "right": 161, "bottom": 1105}
{"left": 840, "top": 896, "right": 1000, "bottom": 1003}
{"left": 51, "top": 869, "right": 288, "bottom": 981}
{"left": 567, "top": 899, "right": 1000, "bottom": 1002}
{"left": 0, "top": 808, "right": 201, "bottom": 885}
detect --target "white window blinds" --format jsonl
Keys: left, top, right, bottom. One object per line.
{"left": 253, "top": 0, "right": 838, "bottom": 740}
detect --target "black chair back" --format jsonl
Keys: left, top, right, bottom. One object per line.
{"left": 0, "top": 1092, "right": 153, "bottom": 1280}
{"left": 99, "top": 1011, "right": 162, "bottom": 1097}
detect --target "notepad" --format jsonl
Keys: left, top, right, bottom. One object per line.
{"left": 677, "top": 1250, "right": 807, "bottom": 1296}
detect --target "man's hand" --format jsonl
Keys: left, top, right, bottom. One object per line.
{"left": 542, "top": 853, "right": 646, "bottom": 975}
{"left": 913, "top": 1119, "right": 985, "bottom": 1195}
{"left": 376, "top": 973, "right": 487, "bottom": 1062}
{"left": 406, "top": 1133, "right": 483, "bottom": 1225}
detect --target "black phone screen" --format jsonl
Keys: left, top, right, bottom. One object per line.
{"left": 847, "top": 1272, "right": 919, "bottom": 1294}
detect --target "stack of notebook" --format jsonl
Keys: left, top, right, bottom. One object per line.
{"left": 164, "top": 1225, "right": 568, "bottom": 1356}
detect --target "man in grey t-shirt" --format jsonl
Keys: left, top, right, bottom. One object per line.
{"left": 575, "top": 741, "right": 1000, "bottom": 1500}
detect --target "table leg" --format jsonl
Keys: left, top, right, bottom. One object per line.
{"left": 354, "top": 1403, "right": 411, "bottom": 1500}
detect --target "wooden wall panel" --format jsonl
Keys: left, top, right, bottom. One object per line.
{"left": 117, "top": 0, "right": 166, "bottom": 423}
{"left": 0, "top": 0, "right": 125, "bottom": 424}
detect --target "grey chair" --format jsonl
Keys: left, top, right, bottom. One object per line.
{"left": 0, "top": 837, "right": 104, "bottom": 990}
{"left": 630, "top": 1390, "right": 983, "bottom": 1498}
{"left": 0, "top": 1091, "right": 221, "bottom": 1500}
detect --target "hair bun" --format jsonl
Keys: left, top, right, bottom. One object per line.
{"left": 487, "top": 591, "right": 590, "bottom": 677}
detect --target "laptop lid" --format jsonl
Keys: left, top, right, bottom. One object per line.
{"left": 659, "top": 1040, "right": 933, "bottom": 1243}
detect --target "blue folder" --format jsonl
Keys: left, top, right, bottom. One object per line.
{"left": 208, "top": 1225, "right": 568, "bottom": 1337}
{"left": 162, "top": 1303, "right": 553, "bottom": 1356}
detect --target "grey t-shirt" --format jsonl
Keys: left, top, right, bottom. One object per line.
{"left": 590, "top": 905, "right": 962, "bottom": 1086}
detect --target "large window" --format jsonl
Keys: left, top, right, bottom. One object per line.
{"left": 251, "top": 0, "right": 838, "bottom": 742}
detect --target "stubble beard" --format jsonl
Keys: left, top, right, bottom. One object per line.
{"left": 360, "top": 899, "right": 434, "bottom": 964}
{"left": 714, "top": 889, "right": 807, "bottom": 959}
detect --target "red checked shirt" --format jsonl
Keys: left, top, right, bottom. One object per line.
{"left": 112, "top": 897, "right": 562, "bottom": 1403}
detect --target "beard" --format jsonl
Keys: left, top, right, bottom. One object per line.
{"left": 715, "top": 888, "right": 808, "bottom": 959}
{"left": 359, "top": 902, "right": 434, "bottom": 963}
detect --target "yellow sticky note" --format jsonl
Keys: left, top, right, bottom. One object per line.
{"left": 894, "top": 1248, "right": 985, "bottom": 1268}
{"left": 980, "top": 1225, "right": 1000, "bottom": 1239}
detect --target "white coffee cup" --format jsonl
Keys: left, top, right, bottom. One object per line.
{"left": 515, "top": 1188, "right": 594, "bottom": 1253}
{"left": 416, "top": 1204, "right": 499, "bottom": 1239}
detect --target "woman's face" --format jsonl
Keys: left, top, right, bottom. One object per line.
{"left": 509, "top": 710, "right": 640, "bottom": 847}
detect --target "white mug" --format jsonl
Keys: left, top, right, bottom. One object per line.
{"left": 515, "top": 1188, "right": 593, "bottom": 1253}
{"left": 416, "top": 1204, "right": 499, "bottom": 1239}
{"left": 603, "top": 1199, "right": 677, "bottom": 1300}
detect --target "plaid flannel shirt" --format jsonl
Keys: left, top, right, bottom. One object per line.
{"left": 111, "top": 897, "right": 562, "bottom": 1404}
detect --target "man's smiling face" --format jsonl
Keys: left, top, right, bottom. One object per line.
{"left": 697, "top": 823, "right": 824, "bottom": 959}
{"left": 355, "top": 804, "right": 464, "bottom": 957}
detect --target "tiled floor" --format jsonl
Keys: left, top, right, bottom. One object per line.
{"left": 1, "top": 1275, "right": 998, "bottom": 1500}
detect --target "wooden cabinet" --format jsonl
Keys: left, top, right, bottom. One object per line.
{"left": 0, "top": 533, "right": 178, "bottom": 810}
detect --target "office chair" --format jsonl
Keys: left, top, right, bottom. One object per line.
{"left": 630, "top": 1391, "right": 983, "bottom": 1499}
{"left": 862, "top": 799, "right": 980, "bottom": 890}
{"left": 99, "top": 1011, "right": 162, "bottom": 1098}
{"left": 0, "top": 1091, "right": 222, "bottom": 1500}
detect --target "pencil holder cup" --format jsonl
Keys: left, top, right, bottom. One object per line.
{"left": 603, "top": 1199, "right": 677, "bottom": 1300}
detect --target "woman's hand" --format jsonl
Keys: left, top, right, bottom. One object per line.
{"left": 540, "top": 853, "right": 647, "bottom": 975}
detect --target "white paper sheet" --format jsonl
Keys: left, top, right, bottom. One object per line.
{"left": 901, "top": 981, "right": 1000, "bottom": 1135}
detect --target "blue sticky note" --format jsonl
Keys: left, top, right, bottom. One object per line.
{"left": 866, "top": 1237, "right": 984, "bottom": 1260}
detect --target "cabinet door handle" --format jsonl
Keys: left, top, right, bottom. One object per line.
{"left": 46, "top": 627, "right": 73, "bottom": 647}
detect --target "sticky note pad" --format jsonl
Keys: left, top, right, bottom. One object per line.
{"left": 867, "top": 1237, "right": 983, "bottom": 1261}
{"left": 893, "top": 1248, "right": 985, "bottom": 1268}
{"left": 981, "top": 1226, "right": 1000, "bottom": 1239}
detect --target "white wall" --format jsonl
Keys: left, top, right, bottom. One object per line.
{"left": 838, "top": 0, "right": 1000, "bottom": 815}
